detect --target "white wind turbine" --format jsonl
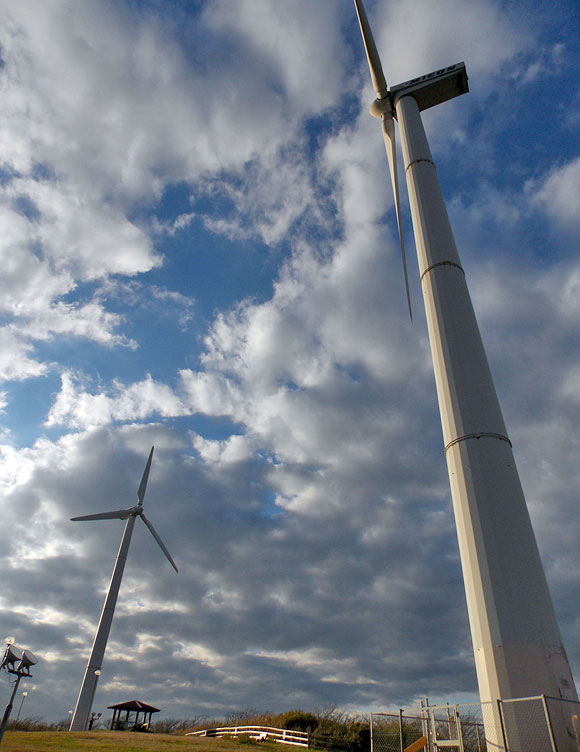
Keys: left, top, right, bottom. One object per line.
{"left": 353, "top": 1, "right": 578, "bottom": 748}
{"left": 69, "top": 447, "right": 177, "bottom": 732}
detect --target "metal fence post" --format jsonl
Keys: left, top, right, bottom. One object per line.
{"left": 399, "top": 709, "right": 404, "bottom": 752}
{"left": 420, "top": 699, "right": 430, "bottom": 752}
{"left": 541, "top": 695, "right": 558, "bottom": 752}
{"left": 475, "top": 722, "right": 482, "bottom": 752}
{"left": 455, "top": 708, "right": 465, "bottom": 752}
{"left": 497, "top": 700, "right": 508, "bottom": 752}
{"left": 369, "top": 713, "right": 373, "bottom": 752}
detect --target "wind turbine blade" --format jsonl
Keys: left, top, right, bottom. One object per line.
{"left": 381, "top": 114, "right": 412, "bottom": 321}
{"left": 354, "top": 0, "right": 388, "bottom": 98}
{"left": 71, "top": 509, "right": 130, "bottom": 522}
{"left": 140, "top": 513, "right": 178, "bottom": 573}
{"left": 137, "top": 446, "right": 154, "bottom": 505}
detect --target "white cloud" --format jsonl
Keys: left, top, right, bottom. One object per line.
{"left": 0, "top": 203, "right": 72, "bottom": 315}
{"left": 3, "top": 178, "right": 160, "bottom": 280}
{"left": 203, "top": 0, "right": 350, "bottom": 116}
{"left": 177, "top": 218, "right": 428, "bottom": 493}
{"left": 199, "top": 152, "right": 318, "bottom": 246}
{"left": 0, "top": 327, "right": 48, "bottom": 381}
{"left": 46, "top": 372, "right": 190, "bottom": 429}
{"left": 21, "top": 302, "right": 134, "bottom": 346}
{"left": 529, "top": 155, "right": 580, "bottom": 236}
{"left": 192, "top": 434, "right": 254, "bottom": 465}
{"left": 174, "top": 641, "right": 224, "bottom": 668}
{"left": 179, "top": 370, "right": 240, "bottom": 417}
{"left": 0, "top": 443, "right": 37, "bottom": 490}
{"left": 0, "top": 0, "right": 354, "bottom": 387}
{"left": 1, "top": 0, "right": 349, "bottom": 204}
{"left": 323, "top": 109, "right": 394, "bottom": 231}
{"left": 375, "top": 0, "right": 529, "bottom": 86}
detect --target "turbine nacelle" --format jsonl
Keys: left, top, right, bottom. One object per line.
{"left": 368, "top": 62, "right": 468, "bottom": 120}
{"left": 389, "top": 62, "right": 468, "bottom": 112}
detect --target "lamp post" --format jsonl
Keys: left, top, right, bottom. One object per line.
{"left": 0, "top": 639, "right": 37, "bottom": 744}
{"left": 15, "top": 692, "right": 27, "bottom": 723}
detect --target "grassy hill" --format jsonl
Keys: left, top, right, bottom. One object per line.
{"left": 0, "top": 731, "right": 282, "bottom": 752}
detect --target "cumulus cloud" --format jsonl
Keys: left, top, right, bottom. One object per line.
{"left": 192, "top": 434, "right": 254, "bottom": 465}
{"left": 529, "top": 155, "right": 580, "bottom": 236}
{"left": 0, "top": 0, "right": 352, "bottom": 388}
{"left": 3, "top": 178, "right": 159, "bottom": 279}
{"left": 0, "top": 328, "right": 48, "bottom": 381}
{"left": 203, "top": 0, "right": 351, "bottom": 116}
{"left": 0, "top": 425, "right": 457, "bottom": 716}
{"left": 46, "top": 372, "right": 190, "bottom": 429}
{"left": 375, "top": 0, "right": 529, "bottom": 86}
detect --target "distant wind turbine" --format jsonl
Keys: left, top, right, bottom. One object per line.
{"left": 353, "top": 0, "right": 577, "bottom": 748}
{"left": 69, "top": 447, "right": 177, "bottom": 732}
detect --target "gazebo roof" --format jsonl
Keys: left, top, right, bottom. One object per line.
{"left": 107, "top": 700, "right": 160, "bottom": 713}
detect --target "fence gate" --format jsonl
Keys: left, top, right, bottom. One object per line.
{"left": 429, "top": 705, "right": 464, "bottom": 752}
{"left": 371, "top": 705, "right": 489, "bottom": 752}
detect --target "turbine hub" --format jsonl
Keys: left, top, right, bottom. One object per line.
{"left": 370, "top": 95, "right": 394, "bottom": 119}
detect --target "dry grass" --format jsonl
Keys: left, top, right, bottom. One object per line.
{"left": 0, "top": 730, "right": 282, "bottom": 752}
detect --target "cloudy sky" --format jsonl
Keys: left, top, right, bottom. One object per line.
{"left": 1, "top": 0, "right": 579, "bottom": 725}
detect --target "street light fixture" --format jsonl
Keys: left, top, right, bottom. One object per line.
{"left": 0, "top": 639, "right": 38, "bottom": 744}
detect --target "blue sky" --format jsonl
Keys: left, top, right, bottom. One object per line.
{"left": 1, "top": 0, "right": 580, "bottom": 725}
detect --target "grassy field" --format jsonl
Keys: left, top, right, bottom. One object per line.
{"left": 0, "top": 731, "right": 283, "bottom": 752}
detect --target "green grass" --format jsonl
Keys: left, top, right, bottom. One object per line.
{"left": 0, "top": 731, "right": 284, "bottom": 752}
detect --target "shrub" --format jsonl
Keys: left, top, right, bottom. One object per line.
{"left": 151, "top": 716, "right": 209, "bottom": 734}
{"left": 7, "top": 716, "right": 64, "bottom": 732}
{"left": 276, "top": 710, "right": 319, "bottom": 733}
{"left": 237, "top": 733, "right": 258, "bottom": 744}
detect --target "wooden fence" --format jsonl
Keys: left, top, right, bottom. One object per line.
{"left": 187, "top": 725, "right": 309, "bottom": 747}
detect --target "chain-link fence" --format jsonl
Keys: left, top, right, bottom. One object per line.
{"left": 458, "top": 704, "right": 487, "bottom": 752}
{"left": 371, "top": 697, "right": 580, "bottom": 752}
{"left": 370, "top": 710, "right": 427, "bottom": 752}
{"left": 545, "top": 696, "right": 580, "bottom": 752}
{"left": 498, "top": 696, "right": 554, "bottom": 751}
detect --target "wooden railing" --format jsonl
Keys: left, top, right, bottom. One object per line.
{"left": 186, "top": 725, "right": 309, "bottom": 747}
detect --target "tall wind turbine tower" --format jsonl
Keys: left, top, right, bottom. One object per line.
{"left": 69, "top": 447, "right": 178, "bottom": 732}
{"left": 353, "top": 1, "right": 577, "bottom": 747}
